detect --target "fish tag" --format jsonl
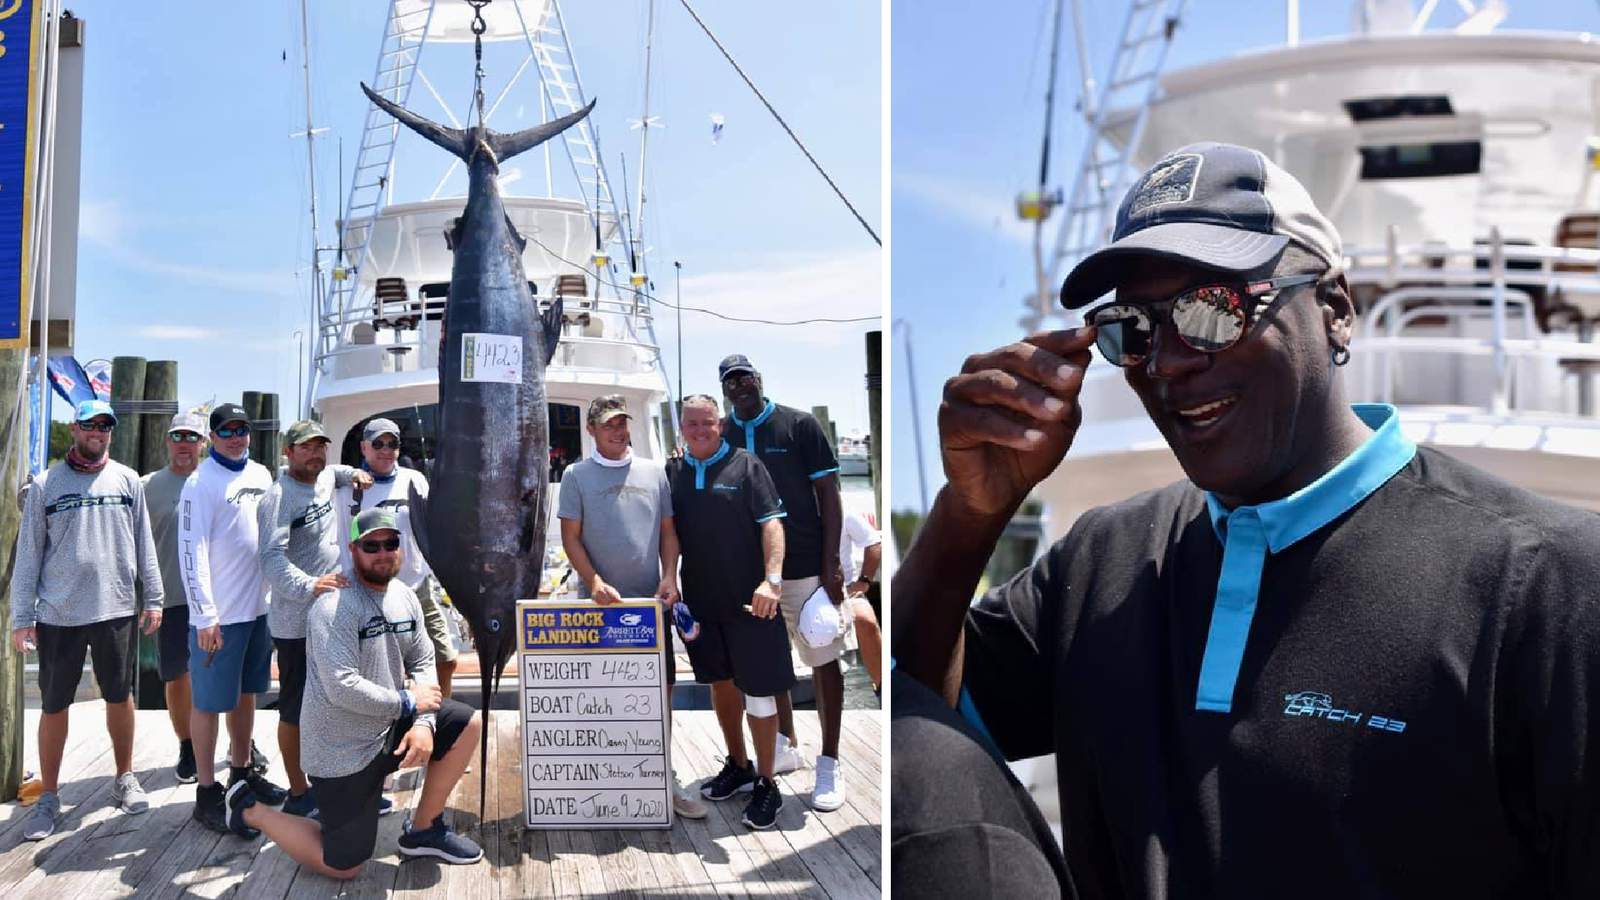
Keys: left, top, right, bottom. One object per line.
{"left": 461, "top": 333, "right": 523, "bottom": 384}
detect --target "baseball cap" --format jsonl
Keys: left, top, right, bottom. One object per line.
{"left": 351, "top": 507, "right": 399, "bottom": 542}
{"left": 362, "top": 417, "right": 400, "bottom": 442}
{"left": 209, "top": 403, "right": 249, "bottom": 432}
{"left": 797, "top": 586, "right": 851, "bottom": 650}
{"left": 168, "top": 412, "right": 205, "bottom": 436}
{"left": 74, "top": 399, "right": 117, "bottom": 425}
{"left": 283, "top": 419, "right": 329, "bottom": 446}
{"left": 717, "top": 354, "right": 757, "bottom": 381}
{"left": 587, "top": 394, "right": 630, "bottom": 426}
{"left": 1058, "top": 142, "right": 1343, "bottom": 309}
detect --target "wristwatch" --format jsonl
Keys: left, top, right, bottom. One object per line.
{"left": 765, "top": 573, "right": 782, "bottom": 589}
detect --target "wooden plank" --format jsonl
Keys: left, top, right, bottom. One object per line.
{"left": 0, "top": 702, "right": 114, "bottom": 842}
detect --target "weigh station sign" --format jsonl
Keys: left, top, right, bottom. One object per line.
{"left": 516, "top": 600, "right": 671, "bottom": 829}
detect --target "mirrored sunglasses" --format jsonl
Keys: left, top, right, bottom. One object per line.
{"left": 214, "top": 425, "right": 251, "bottom": 439}
{"left": 168, "top": 431, "right": 203, "bottom": 443}
{"left": 370, "top": 438, "right": 401, "bottom": 450}
{"left": 1084, "top": 273, "right": 1321, "bottom": 368}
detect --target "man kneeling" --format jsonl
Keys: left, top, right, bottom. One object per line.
{"left": 223, "top": 508, "right": 483, "bottom": 877}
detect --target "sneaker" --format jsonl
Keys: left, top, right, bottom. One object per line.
{"left": 672, "top": 771, "right": 708, "bottom": 819}
{"left": 223, "top": 780, "right": 261, "bottom": 839}
{"left": 229, "top": 767, "right": 288, "bottom": 806}
{"left": 741, "top": 777, "right": 783, "bottom": 830}
{"left": 112, "top": 772, "right": 149, "bottom": 815}
{"left": 773, "top": 733, "right": 804, "bottom": 775}
{"left": 22, "top": 791, "right": 60, "bottom": 841}
{"left": 174, "top": 740, "right": 197, "bottom": 784}
{"left": 281, "top": 789, "right": 318, "bottom": 818}
{"left": 378, "top": 794, "right": 395, "bottom": 816}
{"left": 193, "top": 783, "right": 228, "bottom": 833}
{"left": 249, "top": 741, "right": 269, "bottom": 776}
{"left": 811, "top": 755, "right": 845, "bottom": 812}
{"left": 699, "top": 757, "right": 757, "bottom": 801}
{"left": 398, "top": 814, "right": 483, "bottom": 864}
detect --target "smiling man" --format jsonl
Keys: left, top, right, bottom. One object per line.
{"left": 892, "top": 142, "right": 1600, "bottom": 898}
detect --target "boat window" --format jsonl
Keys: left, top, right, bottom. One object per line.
{"left": 1358, "top": 141, "right": 1481, "bottom": 180}
{"left": 549, "top": 402, "right": 581, "bottom": 482}
{"left": 1343, "top": 95, "right": 1454, "bottom": 121}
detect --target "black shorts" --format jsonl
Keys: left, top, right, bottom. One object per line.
{"left": 36, "top": 615, "right": 136, "bottom": 714}
{"left": 309, "top": 696, "right": 475, "bottom": 870}
{"left": 684, "top": 611, "right": 796, "bottom": 697}
{"left": 157, "top": 603, "right": 190, "bottom": 682}
{"left": 274, "top": 638, "right": 307, "bottom": 726}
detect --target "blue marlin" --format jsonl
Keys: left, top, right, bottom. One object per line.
{"left": 361, "top": 83, "right": 595, "bottom": 809}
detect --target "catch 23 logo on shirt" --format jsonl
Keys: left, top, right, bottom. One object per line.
{"left": 1283, "top": 690, "right": 1407, "bottom": 733}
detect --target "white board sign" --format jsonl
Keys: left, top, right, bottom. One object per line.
{"left": 517, "top": 600, "right": 671, "bottom": 829}
{"left": 461, "top": 332, "right": 522, "bottom": 384}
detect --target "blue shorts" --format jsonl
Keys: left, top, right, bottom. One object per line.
{"left": 189, "top": 615, "right": 272, "bottom": 713}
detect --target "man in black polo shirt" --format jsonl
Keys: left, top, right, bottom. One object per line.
{"left": 718, "top": 354, "right": 850, "bottom": 813}
{"left": 669, "top": 394, "right": 794, "bottom": 830}
{"left": 892, "top": 142, "right": 1600, "bottom": 898}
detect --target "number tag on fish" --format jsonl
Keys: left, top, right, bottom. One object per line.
{"left": 461, "top": 333, "right": 523, "bottom": 384}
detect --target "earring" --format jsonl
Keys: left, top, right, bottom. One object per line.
{"left": 1331, "top": 344, "right": 1351, "bottom": 367}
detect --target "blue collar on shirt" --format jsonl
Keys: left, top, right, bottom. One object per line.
{"left": 1194, "top": 403, "right": 1416, "bottom": 714}
{"left": 210, "top": 448, "right": 247, "bottom": 472}
{"left": 361, "top": 461, "right": 396, "bottom": 484}
{"left": 730, "top": 399, "right": 775, "bottom": 453}
{"left": 686, "top": 440, "right": 731, "bottom": 490}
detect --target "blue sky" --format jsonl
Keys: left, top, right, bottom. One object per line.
{"left": 59, "top": 0, "right": 880, "bottom": 440}
{"left": 890, "top": 0, "right": 1598, "bottom": 513}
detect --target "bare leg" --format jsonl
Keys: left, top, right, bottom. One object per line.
{"left": 412, "top": 712, "right": 482, "bottom": 826}
{"left": 853, "top": 606, "right": 883, "bottom": 691}
{"left": 226, "top": 694, "right": 255, "bottom": 769}
{"left": 710, "top": 680, "right": 748, "bottom": 766}
{"left": 279, "top": 722, "right": 307, "bottom": 794}
{"left": 241, "top": 803, "right": 361, "bottom": 880}
{"left": 747, "top": 713, "right": 778, "bottom": 779}
{"left": 437, "top": 658, "right": 457, "bottom": 700}
{"left": 814, "top": 660, "right": 844, "bottom": 760}
{"left": 106, "top": 697, "right": 136, "bottom": 775}
{"left": 775, "top": 691, "right": 796, "bottom": 744}
{"left": 165, "top": 675, "right": 192, "bottom": 740}
{"left": 37, "top": 711, "right": 68, "bottom": 793}
{"left": 191, "top": 709, "right": 220, "bottom": 786}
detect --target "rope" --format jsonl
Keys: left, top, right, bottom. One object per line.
{"left": 675, "top": 0, "right": 880, "bottom": 247}
{"left": 109, "top": 400, "right": 180, "bottom": 416}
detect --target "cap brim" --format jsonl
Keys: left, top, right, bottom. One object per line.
{"left": 169, "top": 427, "right": 202, "bottom": 436}
{"left": 720, "top": 367, "right": 756, "bottom": 380}
{"left": 592, "top": 411, "right": 630, "bottom": 425}
{"left": 1059, "top": 222, "right": 1289, "bottom": 309}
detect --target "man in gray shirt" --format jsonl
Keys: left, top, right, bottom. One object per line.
{"left": 557, "top": 393, "right": 707, "bottom": 820}
{"left": 223, "top": 508, "right": 482, "bottom": 874}
{"left": 256, "top": 419, "right": 370, "bottom": 818}
{"left": 9, "top": 399, "right": 164, "bottom": 840}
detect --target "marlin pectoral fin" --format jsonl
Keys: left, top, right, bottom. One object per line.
{"left": 361, "top": 82, "right": 471, "bottom": 161}
{"left": 542, "top": 296, "right": 564, "bottom": 366}
{"left": 406, "top": 481, "right": 435, "bottom": 571}
{"left": 490, "top": 99, "right": 597, "bottom": 163}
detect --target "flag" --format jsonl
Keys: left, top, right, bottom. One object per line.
{"left": 45, "top": 355, "right": 95, "bottom": 406}
{"left": 82, "top": 358, "right": 111, "bottom": 400}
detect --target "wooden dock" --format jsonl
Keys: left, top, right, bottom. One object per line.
{"left": 0, "top": 702, "right": 881, "bottom": 898}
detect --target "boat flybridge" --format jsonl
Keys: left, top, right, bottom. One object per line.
{"left": 306, "top": 0, "right": 673, "bottom": 546}
{"left": 1030, "top": 1, "right": 1600, "bottom": 545}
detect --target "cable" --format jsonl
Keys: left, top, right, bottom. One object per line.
{"left": 675, "top": 0, "right": 881, "bottom": 247}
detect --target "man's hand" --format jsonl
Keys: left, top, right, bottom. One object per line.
{"left": 196, "top": 624, "right": 223, "bottom": 653}
{"left": 312, "top": 573, "right": 349, "bottom": 596}
{"left": 590, "top": 576, "right": 623, "bottom": 606}
{"left": 351, "top": 470, "right": 375, "bottom": 491}
{"left": 10, "top": 627, "right": 35, "bottom": 653}
{"left": 939, "top": 327, "right": 1097, "bottom": 519}
{"left": 750, "top": 580, "right": 780, "bottom": 619}
{"left": 820, "top": 556, "right": 846, "bottom": 606}
{"left": 393, "top": 724, "right": 434, "bottom": 769}
{"left": 140, "top": 608, "right": 163, "bottom": 636}
{"left": 410, "top": 682, "right": 443, "bottom": 714}
{"left": 655, "top": 576, "right": 680, "bottom": 607}
{"left": 847, "top": 578, "right": 871, "bottom": 598}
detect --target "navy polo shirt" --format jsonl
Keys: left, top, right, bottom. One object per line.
{"left": 667, "top": 441, "right": 785, "bottom": 621}
{"left": 722, "top": 399, "right": 839, "bottom": 579}
{"left": 960, "top": 405, "right": 1600, "bottom": 896}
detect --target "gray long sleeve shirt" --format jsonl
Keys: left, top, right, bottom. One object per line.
{"left": 301, "top": 578, "right": 437, "bottom": 778}
{"left": 9, "top": 461, "right": 163, "bottom": 630}
{"left": 257, "top": 465, "right": 355, "bottom": 639}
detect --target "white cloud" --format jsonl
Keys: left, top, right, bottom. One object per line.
{"left": 78, "top": 200, "right": 299, "bottom": 298}
{"left": 136, "top": 325, "right": 223, "bottom": 341}
{"left": 667, "top": 250, "right": 881, "bottom": 349}
{"left": 893, "top": 170, "right": 1036, "bottom": 247}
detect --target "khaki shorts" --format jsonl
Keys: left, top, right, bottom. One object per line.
{"left": 780, "top": 576, "right": 846, "bottom": 668}
{"left": 414, "top": 575, "right": 459, "bottom": 662}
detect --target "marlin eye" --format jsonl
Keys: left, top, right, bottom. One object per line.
{"left": 487, "top": 618, "right": 501, "bottom": 633}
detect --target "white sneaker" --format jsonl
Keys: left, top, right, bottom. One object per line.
{"left": 773, "top": 733, "right": 805, "bottom": 775}
{"left": 811, "top": 755, "right": 844, "bottom": 812}
{"left": 672, "top": 771, "right": 709, "bottom": 820}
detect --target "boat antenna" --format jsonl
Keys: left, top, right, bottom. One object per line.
{"left": 1017, "top": 0, "right": 1067, "bottom": 318}
{"left": 618, "top": 152, "right": 638, "bottom": 273}
{"left": 635, "top": 0, "right": 657, "bottom": 264}
{"left": 296, "top": 0, "right": 326, "bottom": 418}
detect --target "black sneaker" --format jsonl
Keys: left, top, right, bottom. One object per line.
{"left": 223, "top": 780, "right": 261, "bottom": 839}
{"left": 699, "top": 757, "right": 758, "bottom": 801}
{"left": 281, "top": 789, "right": 318, "bottom": 818}
{"left": 174, "top": 739, "right": 197, "bottom": 784}
{"left": 193, "top": 783, "right": 229, "bottom": 833}
{"left": 398, "top": 814, "right": 483, "bottom": 864}
{"left": 229, "top": 767, "right": 288, "bottom": 806}
{"left": 249, "top": 741, "right": 269, "bottom": 775}
{"left": 741, "top": 776, "right": 783, "bottom": 830}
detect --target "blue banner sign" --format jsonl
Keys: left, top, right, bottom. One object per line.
{"left": 0, "top": 0, "right": 40, "bottom": 347}
{"left": 519, "top": 603, "right": 661, "bottom": 653}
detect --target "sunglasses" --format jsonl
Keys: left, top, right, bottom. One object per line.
{"left": 358, "top": 536, "right": 402, "bottom": 554}
{"left": 370, "top": 438, "right": 400, "bottom": 450}
{"left": 77, "top": 421, "right": 114, "bottom": 433}
{"left": 214, "top": 425, "right": 251, "bottom": 439}
{"left": 1084, "top": 274, "right": 1321, "bottom": 367}
{"left": 168, "top": 432, "right": 203, "bottom": 443}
